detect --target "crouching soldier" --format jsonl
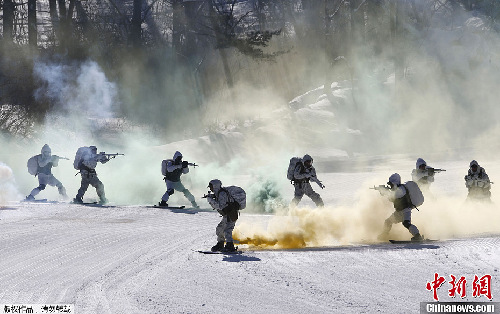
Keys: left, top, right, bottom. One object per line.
{"left": 465, "top": 160, "right": 492, "bottom": 202}
{"left": 376, "top": 173, "right": 423, "bottom": 242}
{"left": 26, "top": 144, "right": 68, "bottom": 201}
{"left": 205, "top": 179, "right": 246, "bottom": 252}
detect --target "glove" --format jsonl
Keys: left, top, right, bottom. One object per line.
{"left": 207, "top": 197, "right": 217, "bottom": 208}
{"left": 182, "top": 161, "right": 188, "bottom": 168}
{"left": 427, "top": 168, "right": 435, "bottom": 176}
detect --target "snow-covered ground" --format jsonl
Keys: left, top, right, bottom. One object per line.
{"left": 1, "top": 156, "right": 499, "bottom": 314}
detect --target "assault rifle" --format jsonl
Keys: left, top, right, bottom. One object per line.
{"left": 202, "top": 191, "right": 214, "bottom": 199}
{"left": 427, "top": 167, "right": 446, "bottom": 174}
{"left": 54, "top": 156, "right": 70, "bottom": 160}
{"left": 97, "top": 152, "right": 125, "bottom": 161}
{"left": 309, "top": 175, "right": 325, "bottom": 189}
{"left": 370, "top": 185, "right": 391, "bottom": 191}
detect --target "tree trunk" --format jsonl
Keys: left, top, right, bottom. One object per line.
{"left": 57, "top": 0, "right": 68, "bottom": 49}
{"left": 130, "top": 0, "right": 142, "bottom": 48}
{"left": 172, "top": 0, "right": 184, "bottom": 57}
{"left": 3, "top": 0, "right": 15, "bottom": 41}
{"left": 208, "top": 0, "right": 235, "bottom": 91}
{"left": 28, "top": 0, "right": 37, "bottom": 47}
{"left": 48, "top": 0, "right": 60, "bottom": 46}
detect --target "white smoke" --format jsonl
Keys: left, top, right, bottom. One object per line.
{"left": 34, "top": 60, "right": 118, "bottom": 122}
{"left": 0, "top": 162, "right": 21, "bottom": 205}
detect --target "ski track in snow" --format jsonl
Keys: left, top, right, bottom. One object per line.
{"left": 0, "top": 201, "right": 499, "bottom": 313}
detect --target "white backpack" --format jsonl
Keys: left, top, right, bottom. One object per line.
{"left": 404, "top": 181, "right": 424, "bottom": 208}
{"left": 221, "top": 186, "right": 246, "bottom": 210}
{"left": 27, "top": 155, "right": 39, "bottom": 176}
{"left": 161, "top": 159, "right": 172, "bottom": 176}
{"left": 74, "top": 147, "right": 91, "bottom": 170}
{"left": 287, "top": 157, "right": 302, "bottom": 181}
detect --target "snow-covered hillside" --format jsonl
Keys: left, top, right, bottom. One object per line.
{"left": 1, "top": 156, "right": 499, "bottom": 314}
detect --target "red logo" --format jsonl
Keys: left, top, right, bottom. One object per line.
{"left": 426, "top": 273, "right": 492, "bottom": 301}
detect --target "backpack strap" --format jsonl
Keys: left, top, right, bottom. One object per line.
{"left": 402, "top": 184, "right": 418, "bottom": 211}
{"left": 216, "top": 188, "right": 240, "bottom": 217}
{"left": 217, "top": 187, "right": 234, "bottom": 203}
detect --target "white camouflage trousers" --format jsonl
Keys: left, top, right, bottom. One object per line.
{"left": 216, "top": 215, "right": 236, "bottom": 243}
{"left": 29, "top": 173, "right": 66, "bottom": 197}
{"left": 291, "top": 181, "right": 324, "bottom": 207}
{"left": 383, "top": 208, "right": 420, "bottom": 236}
{"left": 162, "top": 180, "right": 196, "bottom": 205}
{"left": 76, "top": 172, "right": 106, "bottom": 202}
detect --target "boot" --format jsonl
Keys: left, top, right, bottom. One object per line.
{"left": 99, "top": 198, "right": 108, "bottom": 205}
{"left": 158, "top": 200, "right": 168, "bottom": 207}
{"left": 25, "top": 195, "right": 35, "bottom": 201}
{"left": 211, "top": 241, "right": 224, "bottom": 252}
{"left": 411, "top": 233, "right": 424, "bottom": 242}
{"left": 191, "top": 201, "right": 200, "bottom": 209}
{"left": 221, "top": 242, "right": 237, "bottom": 252}
{"left": 73, "top": 197, "right": 83, "bottom": 204}
{"left": 58, "top": 187, "right": 68, "bottom": 200}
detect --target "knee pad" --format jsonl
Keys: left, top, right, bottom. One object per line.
{"left": 38, "top": 184, "right": 47, "bottom": 191}
{"left": 167, "top": 189, "right": 174, "bottom": 196}
{"left": 403, "top": 220, "right": 412, "bottom": 229}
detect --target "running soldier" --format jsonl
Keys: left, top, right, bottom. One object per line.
{"left": 376, "top": 173, "right": 423, "bottom": 242}
{"left": 289, "top": 154, "right": 325, "bottom": 207}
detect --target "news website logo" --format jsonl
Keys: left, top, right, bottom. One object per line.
{"left": 426, "top": 273, "right": 492, "bottom": 301}
{"left": 421, "top": 273, "right": 498, "bottom": 314}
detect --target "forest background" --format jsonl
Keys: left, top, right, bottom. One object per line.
{"left": 1, "top": 0, "right": 499, "bottom": 149}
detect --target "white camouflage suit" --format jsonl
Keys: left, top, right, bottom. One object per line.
{"left": 379, "top": 173, "right": 421, "bottom": 240}
{"left": 411, "top": 158, "right": 435, "bottom": 192}
{"left": 206, "top": 179, "right": 237, "bottom": 243}
{"left": 27, "top": 144, "right": 67, "bottom": 200}
{"left": 75, "top": 146, "right": 108, "bottom": 204}
{"left": 161, "top": 151, "right": 198, "bottom": 207}
{"left": 464, "top": 160, "right": 491, "bottom": 201}
{"left": 291, "top": 154, "right": 325, "bottom": 207}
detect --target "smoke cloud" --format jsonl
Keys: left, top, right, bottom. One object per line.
{"left": 0, "top": 162, "right": 22, "bottom": 205}
{"left": 0, "top": 1, "right": 499, "bottom": 251}
{"left": 234, "top": 176, "right": 500, "bottom": 250}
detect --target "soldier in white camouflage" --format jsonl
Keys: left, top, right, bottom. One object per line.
{"left": 74, "top": 146, "right": 109, "bottom": 205}
{"left": 377, "top": 173, "right": 423, "bottom": 242}
{"left": 159, "top": 151, "right": 198, "bottom": 208}
{"left": 205, "top": 179, "right": 240, "bottom": 252}
{"left": 290, "top": 154, "right": 325, "bottom": 207}
{"left": 26, "top": 144, "right": 67, "bottom": 201}
{"left": 465, "top": 160, "right": 492, "bottom": 201}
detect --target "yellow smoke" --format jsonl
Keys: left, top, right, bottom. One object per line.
{"left": 234, "top": 188, "right": 500, "bottom": 250}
